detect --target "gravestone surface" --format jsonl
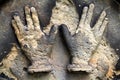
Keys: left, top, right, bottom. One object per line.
{"left": 0, "top": 0, "right": 120, "bottom": 80}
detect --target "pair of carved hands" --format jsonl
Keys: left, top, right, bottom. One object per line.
{"left": 12, "top": 3, "right": 108, "bottom": 73}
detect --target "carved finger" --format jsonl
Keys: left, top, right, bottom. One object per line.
{"left": 76, "top": 6, "right": 88, "bottom": 33}
{"left": 59, "top": 24, "right": 77, "bottom": 54}
{"left": 96, "top": 18, "right": 108, "bottom": 41}
{"left": 31, "top": 7, "right": 40, "bottom": 30}
{"left": 31, "top": 7, "right": 43, "bottom": 33}
{"left": 13, "top": 15, "right": 24, "bottom": 34}
{"left": 12, "top": 20, "right": 20, "bottom": 37}
{"left": 59, "top": 24, "right": 71, "bottom": 43}
{"left": 25, "top": 6, "right": 34, "bottom": 30}
{"left": 12, "top": 20, "right": 23, "bottom": 43}
{"left": 94, "top": 18, "right": 108, "bottom": 41}
{"left": 99, "top": 18, "right": 108, "bottom": 34}
{"left": 92, "top": 11, "right": 106, "bottom": 32}
{"left": 48, "top": 25, "right": 58, "bottom": 43}
{"left": 85, "top": 3, "right": 94, "bottom": 25}
{"left": 79, "top": 6, "right": 88, "bottom": 25}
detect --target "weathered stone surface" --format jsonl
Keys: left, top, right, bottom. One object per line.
{"left": 0, "top": 0, "right": 55, "bottom": 61}
{"left": 0, "top": 0, "right": 119, "bottom": 80}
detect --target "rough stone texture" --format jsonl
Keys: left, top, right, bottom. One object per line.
{"left": 0, "top": 0, "right": 119, "bottom": 80}
{"left": 11, "top": 6, "right": 58, "bottom": 73}
{"left": 58, "top": 3, "right": 109, "bottom": 73}
{"left": 0, "top": 0, "right": 55, "bottom": 61}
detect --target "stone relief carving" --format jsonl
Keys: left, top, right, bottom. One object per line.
{"left": 12, "top": 6, "right": 58, "bottom": 73}
{"left": 0, "top": 0, "right": 119, "bottom": 80}
{"left": 59, "top": 3, "right": 108, "bottom": 72}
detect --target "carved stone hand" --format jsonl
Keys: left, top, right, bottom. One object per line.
{"left": 12, "top": 6, "right": 57, "bottom": 73}
{"left": 59, "top": 3, "right": 108, "bottom": 72}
